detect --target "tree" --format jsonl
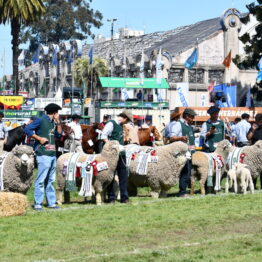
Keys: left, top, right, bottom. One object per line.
{"left": 0, "top": 0, "right": 45, "bottom": 94}
{"left": 234, "top": 0, "right": 262, "bottom": 70}
{"left": 21, "top": 0, "right": 103, "bottom": 52}
{"left": 73, "top": 57, "right": 108, "bottom": 98}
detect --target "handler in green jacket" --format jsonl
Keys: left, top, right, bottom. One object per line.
{"left": 200, "top": 106, "right": 225, "bottom": 152}
{"left": 101, "top": 110, "right": 133, "bottom": 204}
{"left": 169, "top": 108, "right": 197, "bottom": 197}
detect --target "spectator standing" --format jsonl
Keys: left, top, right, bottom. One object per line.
{"left": 247, "top": 113, "right": 262, "bottom": 145}
{"left": 232, "top": 113, "right": 251, "bottom": 147}
{"left": 68, "top": 114, "right": 83, "bottom": 152}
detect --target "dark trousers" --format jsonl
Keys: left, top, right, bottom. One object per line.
{"left": 179, "top": 160, "right": 192, "bottom": 195}
{"left": 108, "top": 154, "right": 129, "bottom": 202}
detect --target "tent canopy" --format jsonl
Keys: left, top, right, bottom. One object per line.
{"left": 99, "top": 77, "right": 169, "bottom": 89}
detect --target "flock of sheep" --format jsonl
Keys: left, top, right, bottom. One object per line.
{"left": 0, "top": 139, "right": 262, "bottom": 217}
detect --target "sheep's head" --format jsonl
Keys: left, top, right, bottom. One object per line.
{"left": 12, "top": 145, "right": 35, "bottom": 173}
{"left": 169, "top": 141, "right": 188, "bottom": 164}
{"left": 254, "top": 140, "right": 262, "bottom": 149}
{"left": 101, "top": 140, "right": 122, "bottom": 157}
{"left": 216, "top": 139, "right": 232, "bottom": 152}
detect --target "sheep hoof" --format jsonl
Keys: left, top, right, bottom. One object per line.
{"left": 151, "top": 192, "right": 159, "bottom": 199}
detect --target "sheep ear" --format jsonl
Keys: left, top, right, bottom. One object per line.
{"left": 12, "top": 145, "right": 18, "bottom": 152}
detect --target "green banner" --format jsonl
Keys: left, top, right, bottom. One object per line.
{"left": 3, "top": 110, "right": 42, "bottom": 119}
{"left": 100, "top": 101, "right": 169, "bottom": 109}
{"left": 99, "top": 77, "right": 169, "bottom": 89}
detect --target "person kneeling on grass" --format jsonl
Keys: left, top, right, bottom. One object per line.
{"left": 24, "top": 103, "right": 62, "bottom": 211}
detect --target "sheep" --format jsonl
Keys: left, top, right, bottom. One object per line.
{"left": 56, "top": 140, "right": 123, "bottom": 205}
{"left": 191, "top": 139, "right": 232, "bottom": 195}
{"left": 235, "top": 162, "right": 254, "bottom": 194}
{"left": 0, "top": 192, "right": 28, "bottom": 217}
{"left": 227, "top": 141, "right": 262, "bottom": 189}
{"left": 127, "top": 141, "right": 188, "bottom": 198}
{"left": 1, "top": 145, "right": 35, "bottom": 194}
{"left": 225, "top": 166, "right": 237, "bottom": 194}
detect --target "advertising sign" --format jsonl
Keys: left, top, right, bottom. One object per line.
{"left": 0, "top": 96, "right": 23, "bottom": 110}
{"left": 3, "top": 110, "right": 41, "bottom": 119}
{"left": 35, "top": 98, "right": 63, "bottom": 109}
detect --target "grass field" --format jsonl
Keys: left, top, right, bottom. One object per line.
{"left": 1, "top": 177, "right": 262, "bottom": 262}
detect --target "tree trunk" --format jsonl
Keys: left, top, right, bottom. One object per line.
{"left": 11, "top": 18, "right": 21, "bottom": 95}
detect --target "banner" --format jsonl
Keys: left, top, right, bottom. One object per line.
{"left": 35, "top": 98, "right": 63, "bottom": 109}
{"left": 156, "top": 48, "right": 162, "bottom": 85}
{"left": 21, "top": 98, "right": 35, "bottom": 110}
{"left": 213, "top": 84, "right": 236, "bottom": 107}
{"left": 176, "top": 82, "right": 189, "bottom": 107}
{"left": 3, "top": 110, "right": 41, "bottom": 119}
{"left": 0, "top": 96, "right": 23, "bottom": 110}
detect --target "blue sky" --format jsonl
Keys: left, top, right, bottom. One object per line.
{"left": 0, "top": 0, "right": 252, "bottom": 76}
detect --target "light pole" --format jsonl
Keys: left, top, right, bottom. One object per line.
{"left": 107, "top": 18, "right": 117, "bottom": 41}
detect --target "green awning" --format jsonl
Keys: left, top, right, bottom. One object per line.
{"left": 99, "top": 77, "right": 169, "bottom": 89}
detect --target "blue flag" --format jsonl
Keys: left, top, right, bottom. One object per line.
{"left": 32, "top": 48, "right": 39, "bottom": 63}
{"left": 245, "top": 88, "right": 251, "bottom": 107}
{"left": 184, "top": 48, "right": 198, "bottom": 69}
{"left": 52, "top": 47, "right": 58, "bottom": 65}
{"left": 89, "top": 47, "right": 93, "bottom": 65}
{"left": 257, "top": 57, "right": 262, "bottom": 81}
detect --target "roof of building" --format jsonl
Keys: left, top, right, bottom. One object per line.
{"left": 85, "top": 17, "right": 223, "bottom": 59}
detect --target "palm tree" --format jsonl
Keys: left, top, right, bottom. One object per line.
{"left": 0, "top": 0, "right": 45, "bottom": 94}
{"left": 73, "top": 57, "right": 108, "bottom": 99}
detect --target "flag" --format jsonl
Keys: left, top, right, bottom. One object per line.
{"left": 184, "top": 47, "right": 198, "bottom": 69}
{"left": 88, "top": 47, "right": 93, "bottom": 65}
{"left": 223, "top": 50, "right": 232, "bottom": 68}
{"left": 139, "top": 49, "right": 144, "bottom": 85}
{"left": 18, "top": 50, "right": 25, "bottom": 67}
{"left": 245, "top": 88, "right": 251, "bottom": 107}
{"left": 52, "top": 47, "right": 58, "bottom": 65}
{"left": 32, "top": 48, "right": 39, "bottom": 63}
{"left": 156, "top": 48, "right": 162, "bottom": 85}
{"left": 257, "top": 57, "right": 262, "bottom": 81}
{"left": 67, "top": 49, "right": 73, "bottom": 64}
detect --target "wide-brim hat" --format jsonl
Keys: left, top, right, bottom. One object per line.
{"left": 118, "top": 110, "right": 133, "bottom": 122}
{"left": 207, "top": 106, "right": 220, "bottom": 115}
{"left": 184, "top": 108, "right": 197, "bottom": 116}
{"left": 170, "top": 112, "right": 181, "bottom": 121}
{"left": 44, "top": 103, "right": 62, "bottom": 113}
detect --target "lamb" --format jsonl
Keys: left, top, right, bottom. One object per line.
{"left": 1, "top": 145, "right": 35, "bottom": 194}
{"left": 56, "top": 140, "right": 123, "bottom": 205}
{"left": 127, "top": 142, "right": 188, "bottom": 198}
{"left": 226, "top": 163, "right": 254, "bottom": 194}
{"left": 225, "top": 166, "right": 237, "bottom": 193}
{"left": 191, "top": 139, "right": 232, "bottom": 195}
{"left": 227, "top": 140, "right": 262, "bottom": 189}
{"left": 0, "top": 192, "right": 28, "bottom": 217}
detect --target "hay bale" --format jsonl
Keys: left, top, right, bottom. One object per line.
{"left": 0, "top": 192, "right": 28, "bottom": 217}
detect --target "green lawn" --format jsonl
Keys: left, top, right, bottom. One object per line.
{"left": 0, "top": 176, "right": 262, "bottom": 262}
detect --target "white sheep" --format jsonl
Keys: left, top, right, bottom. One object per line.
{"left": 225, "top": 166, "right": 237, "bottom": 193}
{"left": 235, "top": 162, "right": 254, "bottom": 194}
{"left": 56, "top": 140, "right": 123, "bottom": 205}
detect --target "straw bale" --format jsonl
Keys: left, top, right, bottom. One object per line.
{"left": 0, "top": 192, "right": 28, "bottom": 217}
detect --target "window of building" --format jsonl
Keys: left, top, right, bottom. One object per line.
{"left": 208, "top": 70, "right": 224, "bottom": 84}
{"left": 188, "top": 69, "right": 204, "bottom": 83}
{"left": 168, "top": 68, "right": 184, "bottom": 83}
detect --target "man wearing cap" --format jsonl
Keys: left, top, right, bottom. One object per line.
{"left": 101, "top": 110, "right": 132, "bottom": 203}
{"left": 24, "top": 103, "right": 62, "bottom": 211}
{"left": 169, "top": 108, "right": 197, "bottom": 197}
{"left": 68, "top": 114, "right": 83, "bottom": 152}
{"left": 232, "top": 113, "right": 251, "bottom": 147}
{"left": 164, "top": 112, "right": 181, "bottom": 144}
{"left": 200, "top": 106, "right": 225, "bottom": 152}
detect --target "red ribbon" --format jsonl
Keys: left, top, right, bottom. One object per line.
{"left": 131, "top": 153, "right": 137, "bottom": 160}
{"left": 213, "top": 154, "right": 224, "bottom": 169}
{"left": 240, "top": 153, "right": 246, "bottom": 163}
{"left": 91, "top": 160, "right": 98, "bottom": 176}
{"left": 75, "top": 166, "right": 81, "bottom": 178}
{"left": 150, "top": 150, "right": 156, "bottom": 156}
{"left": 150, "top": 134, "right": 155, "bottom": 142}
